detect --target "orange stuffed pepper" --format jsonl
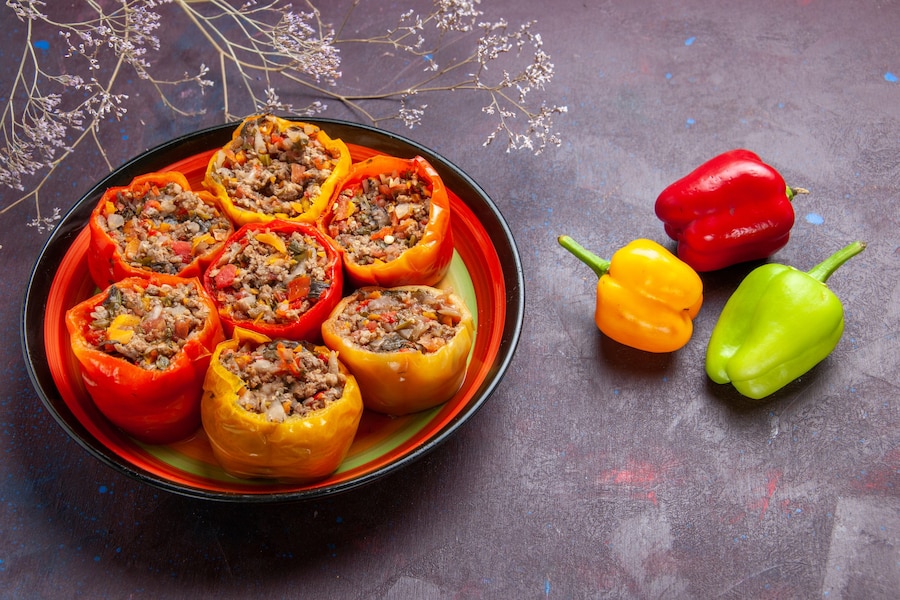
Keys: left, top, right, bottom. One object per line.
{"left": 321, "top": 285, "right": 474, "bottom": 415}
{"left": 318, "top": 154, "right": 453, "bottom": 288}
{"left": 87, "top": 171, "right": 233, "bottom": 288}
{"left": 65, "top": 274, "right": 224, "bottom": 444}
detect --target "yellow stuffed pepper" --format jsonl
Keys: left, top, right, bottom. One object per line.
{"left": 201, "top": 327, "right": 363, "bottom": 482}
{"left": 321, "top": 286, "right": 474, "bottom": 416}
{"left": 204, "top": 114, "right": 351, "bottom": 226}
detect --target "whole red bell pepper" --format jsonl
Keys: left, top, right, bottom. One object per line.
{"left": 202, "top": 220, "right": 344, "bottom": 342}
{"left": 654, "top": 149, "right": 808, "bottom": 272}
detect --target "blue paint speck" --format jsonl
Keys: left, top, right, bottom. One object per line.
{"left": 665, "top": 72, "right": 673, "bottom": 80}
{"left": 98, "top": 485, "right": 108, "bottom": 494}
{"left": 423, "top": 53, "right": 433, "bottom": 62}
{"left": 686, "top": 118, "right": 695, "bottom": 127}
{"left": 805, "top": 212, "right": 824, "bottom": 225}
{"left": 34, "top": 40, "right": 50, "bottom": 51}
{"left": 545, "top": 578, "right": 551, "bottom": 595}
{"left": 885, "top": 72, "right": 898, "bottom": 83}
{"left": 685, "top": 36, "right": 696, "bottom": 46}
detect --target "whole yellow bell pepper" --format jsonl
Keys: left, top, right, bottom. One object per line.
{"left": 201, "top": 327, "right": 363, "bottom": 482}
{"left": 558, "top": 236, "right": 703, "bottom": 353}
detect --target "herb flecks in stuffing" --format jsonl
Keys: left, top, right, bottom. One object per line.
{"left": 206, "top": 227, "right": 333, "bottom": 325}
{"left": 334, "top": 287, "right": 464, "bottom": 354}
{"left": 97, "top": 181, "right": 232, "bottom": 274}
{"left": 213, "top": 116, "right": 340, "bottom": 218}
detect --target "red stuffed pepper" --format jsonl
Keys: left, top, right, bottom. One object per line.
{"left": 654, "top": 149, "right": 807, "bottom": 272}
{"left": 87, "top": 171, "right": 234, "bottom": 288}
{"left": 65, "top": 274, "right": 225, "bottom": 444}
{"left": 203, "top": 220, "right": 344, "bottom": 342}
{"left": 318, "top": 154, "right": 453, "bottom": 288}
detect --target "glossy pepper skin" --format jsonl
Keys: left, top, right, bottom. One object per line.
{"left": 558, "top": 236, "right": 703, "bottom": 353}
{"left": 201, "top": 328, "right": 363, "bottom": 481}
{"left": 318, "top": 154, "right": 454, "bottom": 288}
{"left": 654, "top": 149, "right": 807, "bottom": 272}
{"left": 204, "top": 114, "right": 351, "bottom": 226}
{"left": 202, "top": 220, "right": 344, "bottom": 342}
{"left": 320, "top": 286, "right": 474, "bottom": 416}
{"left": 706, "top": 241, "right": 866, "bottom": 399}
{"left": 87, "top": 171, "right": 233, "bottom": 288}
{"left": 65, "top": 275, "right": 225, "bottom": 444}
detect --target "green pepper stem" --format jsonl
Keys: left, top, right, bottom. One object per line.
{"left": 806, "top": 241, "right": 867, "bottom": 283}
{"left": 558, "top": 235, "right": 611, "bottom": 278}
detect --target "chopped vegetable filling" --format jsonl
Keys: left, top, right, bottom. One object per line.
{"left": 333, "top": 287, "right": 464, "bottom": 354}
{"left": 206, "top": 227, "right": 333, "bottom": 325}
{"left": 218, "top": 340, "right": 346, "bottom": 423}
{"left": 86, "top": 281, "right": 211, "bottom": 370}
{"left": 96, "top": 181, "right": 232, "bottom": 274}
{"left": 212, "top": 116, "right": 340, "bottom": 218}
{"left": 327, "top": 169, "right": 432, "bottom": 265}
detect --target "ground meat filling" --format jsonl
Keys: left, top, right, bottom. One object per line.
{"left": 335, "top": 288, "right": 464, "bottom": 353}
{"left": 327, "top": 169, "right": 432, "bottom": 265}
{"left": 85, "top": 281, "right": 211, "bottom": 370}
{"left": 97, "top": 182, "right": 232, "bottom": 274}
{"left": 206, "top": 228, "right": 333, "bottom": 325}
{"left": 212, "top": 116, "right": 341, "bottom": 217}
{"left": 219, "top": 340, "right": 346, "bottom": 423}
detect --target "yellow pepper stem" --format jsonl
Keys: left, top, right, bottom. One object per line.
{"left": 558, "top": 235, "right": 610, "bottom": 279}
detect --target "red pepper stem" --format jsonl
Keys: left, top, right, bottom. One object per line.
{"left": 806, "top": 241, "right": 866, "bottom": 284}
{"left": 558, "top": 235, "right": 610, "bottom": 279}
{"left": 787, "top": 186, "right": 810, "bottom": 200}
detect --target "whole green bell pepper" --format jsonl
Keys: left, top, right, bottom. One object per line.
{"left": 706, "top": 241, "right": 866, "bottom": 399}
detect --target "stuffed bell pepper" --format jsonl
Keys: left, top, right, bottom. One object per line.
{"left": 87, "top": 171, "right": 234, "bottom": 288}
{"left": 321, "top": 285, "right": 474, "bottom": 415}
{"left": 202, "top": 220, "right": 344, "bottom": 342}
{"left": 318, "top": 154, "right": 453, "bottom": 288}
{"left": 201, "top": 327, "right": 363, "bottom": 481}
{"left": 65, "top": 274, "right": 225, "bottom": 444}
{"left": 204, "top": 114, "right": 351, "bottom": 226}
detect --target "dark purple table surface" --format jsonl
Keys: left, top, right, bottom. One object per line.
{"left": 2, "top": 1, "right": 898, "bottom": 598}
